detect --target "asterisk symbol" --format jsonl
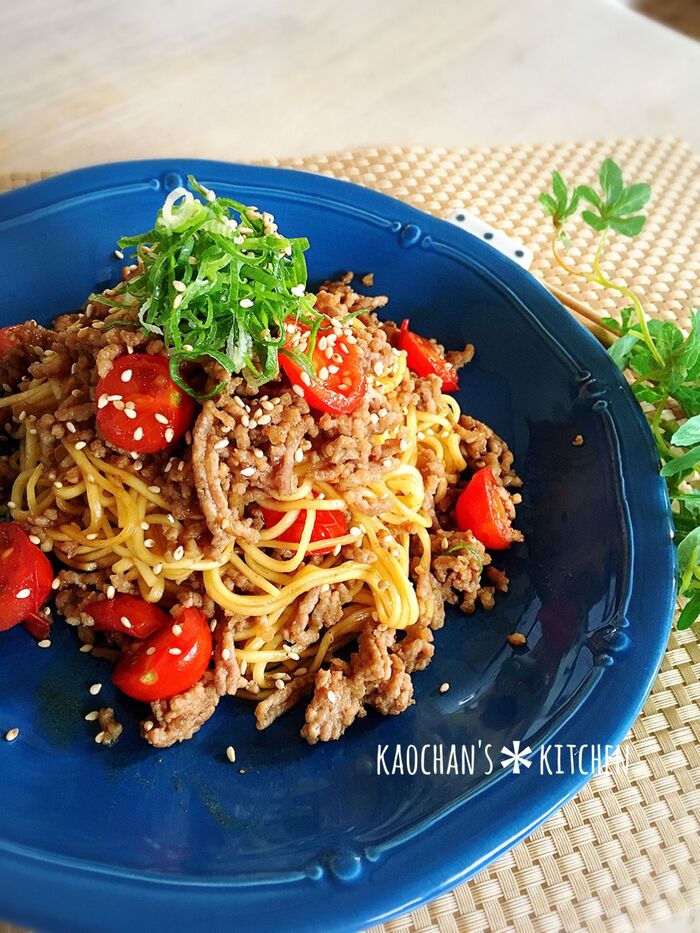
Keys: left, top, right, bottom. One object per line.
{"left": 500, "top": 740, "right": 533, "bottom": 774}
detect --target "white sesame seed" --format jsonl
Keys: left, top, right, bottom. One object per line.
{"left": 349, "top": 526, "right": 362, "bottom": 537}
{"left": 164, "top": 428, "right": 174, "bottom": 443}
{"left": 168, "top": 647, "right": 182, "bottom": 656}
{"left": 124, "top": 408, "right": 137, "bottom": 420}
{"left": 275, "top": 679, "right": 285, "bottom": 690}
{"left": 148, "top": 485, "right": 161, "bottom": 494}
{"left": 79, "top": 644, "right": 93, "bottom": 653}
{"left": 155, "top": 413, "right": 169, "bottom": 425}
{"left": 240, "top": 466, "right": 256, "bottom": 477}
{"left": 290, "top": 284, "right": 305, "bottom": 297}
{"left": 153, "top": 563, "right": 163, "bottom": 575}
{"left": 89, "top": 683, "right": 102, "bottom": 696}
{"left": 239, "top": 298, "right": 254, "bottom": 309}
{"left": 28, "top": 534, "right": 41, "bottom": 545}
{"left": 120, "top": 616, "right": 132, "bottom": 629}
{"left": 106, "top": 585, "right": 116, "bottom": 599}
{"left": 214, "top": 438, "right": 229, "bottom": 450}
{"left": 75, "top": 440, "right": 87, "bottom": 450}
{"left": 292, "top": 385, "right": 305, "bottom": 398}
{"left": 173, "top": 546, "right": 185, "bottom": 561}
{"left": 5, "top": 728, "right": 20, "bottom": 742}
{"left": 66, "top": 421, "right": 76, "bottom": 433}
{"left": 439, "top": 682, "right": 450, "bottom": 694}
{"left": 114, "top": 249, "right": 124, "bottom": 260}
{"left": 84, "top": 710, "right": 99, "bottom": 721}
{"left": 107, "top": 394, "right": 123, "bottom": 402}
{"left": 319, "top": 366, "right": 329, "bottom": 381}
{"left": 97, "top": 394, "right": 109, "bottom": 409}
{"left": 16, "top": 588, "right": 31, "bottom": 599}
{"left": 222, "top": 648, "right": 231, "bottom": 661}
{"left": 95, "top": 732, "right": 105, "bottom": 744}
{"left": 6, "top": 501, "right": 16, "bottom": 509}
{"left": 332, "top": 544, "right": 342, "bottom": 556}
{"left": 327, "top": 690, "right": 337, "bottom": 704}
{"left": 133, "top": 427, "right": 144, "bottom": 441}
{"left": 120, "top": 369, "right": 132, "bottom": 383}
{"left": 142, "top": 720, "right": 154, "bottom": 732}
{"left": 53, "top": 480, "right": 63, "bottom": 489}
{"left": 300, "top": 371, "right": 311, "bottom": 387}
{"left": 86, "top": 533, "right": 98, "bottom": 540}
{"left": 172, "top": 280, "right": 186, "bottom": 293}
{"left": 146, "top": 646, "right": 156, "bottom": 656}
{"left": 173, "top": 294, "right": 183, "bottom": 310}
{"left": 294, "top": 448, "right": 304, "bottom": 463}
{"left": 257, "top": 414, "right": 271, "bottom": 426}
{"left": 226, "top": 745, "right": 236, "bottom": 763}
{"left": 171, "top": 624, "right": 182, "bottom": 636}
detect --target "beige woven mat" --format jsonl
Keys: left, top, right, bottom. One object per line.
{"left": 1, "top": 138, "right": 699, "bottom": 933}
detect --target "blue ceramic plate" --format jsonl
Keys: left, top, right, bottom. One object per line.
{"left": 0, "top": 162, "right": 675, "bottom": 933}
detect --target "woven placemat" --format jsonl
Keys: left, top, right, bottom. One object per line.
{"left": 1, "top": 139, "right": 699, "bottom": 933}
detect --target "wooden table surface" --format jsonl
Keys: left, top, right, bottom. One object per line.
{"left": 1, "top": 3, "right": 698, "bottom": 932}
{"left": 1, "top": 0, "right": 699, "bottom": 175}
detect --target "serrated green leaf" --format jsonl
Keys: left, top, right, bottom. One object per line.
{"left": 581, "top": 210, "right": 607, "bottom": 232}
{"left": 539, "top": 193, "right": 557, "bottom": 215}
{"left": 678, "top": 526, "right": 700, "bottom": 579}
{"left": 601, "top": 316, "right": 623, "bottom": 336}
{"left": 620, "top": 306, "right": 634, "bottom": 331}
{"left": 609, "top": 215, "right": 646, "bottom": 237}
{"left": 576, "top": 185, "right": 602, "bottom": 210}
{"left": 552, "top": 171, "right": 568, "bottom": 213}
{"left": 612, "top": 183, "right": 651, "bottom": 215}
{"left": 677, "top": 593, "right": 700, "bottom": 630}
{"left": 608, "top": 332, "right": 640, "bottom": 369}
{"left": 671, "top": 415, "right": 700, "bottom": 447}
{"left": 600, "top": 158, "right": 624, "bottom": 205}
{"left": 660, "top": 445, "right": 700, "bottom": 477}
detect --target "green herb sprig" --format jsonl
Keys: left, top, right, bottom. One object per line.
{"left": 540, "top": 159, "right": 700, "bottom": 631}
{"left": 92, "top": 177, "right": 322, "bottom": 398}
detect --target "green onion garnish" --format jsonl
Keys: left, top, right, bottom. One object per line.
{"left": 91, "top": 176, "right": 322, "bottom": 399}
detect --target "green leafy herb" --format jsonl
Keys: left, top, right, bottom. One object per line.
{"left": 91, "top": 177, "right": 322, "bottom": 398}
{"left": 540, "top": 158, "right": 700, "bottom": 632}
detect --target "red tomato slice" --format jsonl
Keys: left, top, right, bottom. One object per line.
{"left": 95, "top": 354, "right": 195, "bottom": 455}
{"left": 455, "top": 467, "right": 515, "bottom": 550}
{"left": 0, "top": 523, "right": 54, "bottom": 632}
{"left": 22, "top": 611, "right": 52, "bottom": 641}
{"left": 112, "top": 606, "right": 212, "bottom": 702}
{"left": 260, "top": 502, "right": 348, "bottom": 555}
{"left": 397, "top": 319, "right": 459, "bottom": 391}
{"left": 0, "top": 326, "right": 21, "bottom": 355}
{"left": 279, "top": 321, "right": 366, "bottom": 415}
{"left": 84, "top": 594, "right": 170, "bottom": 639}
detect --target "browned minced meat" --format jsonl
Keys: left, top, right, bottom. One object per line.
{"left": 143, "top": 674, "right": 220, "bottom": 748}
{"left": 97, "top": 707, "right": 123, "bottom": 747}
{"left": 254, "top": 672, "right": 316, "bottom": 731}
{"left": 212, "top": 616, "right": 242, "bottom": 697}
{"left": 301, "top": 623, "right": 413, "bottom": 745}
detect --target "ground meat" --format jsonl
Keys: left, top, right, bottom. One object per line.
{"left": 456, "top": 415, "right": 521, "bottom": 490}
{"left": 430, "top": 530, "right": 489, "bottom": 613}
{"left": 254, "top": 672, "right": 316, "bottom": 730}
{"left": 393, "top": 624, "right": 434, "bottom": 672}
{"left": 301, "top": 623, "right": 413, "bottom": 744}
{"left": 143, "top": 675, "right": 219, "bottom": 747}
{"left": 97, "top": 707, "right": 123, "bottom": 747}
{"left": 213, "top": 616, "right": 242, "bottom": 696}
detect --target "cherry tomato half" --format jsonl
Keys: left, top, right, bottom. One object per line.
{"left": 280, "top": 321, "right": 366, "bottom": 415}
{"left": 397, "top": 319, "right": 459, "bottom": 392}
{"left": 0, "top": 523, "right": 54, "bottom": 632}
{"left": 259, "top": 503, "right": 348, "bottom": 555}
{"left": 96, "top": 354, "right": 195, "bottom": 455}
{"left": 0, "top": 326, "right": 21, "bottom": 356}
{"left": 455, "top": 467, "right": 515, "bottom": 550}
{"left": 84, "top": 594, "right": 170, "bottom": 639}
{"left": 112, "top": 606, "right": 212, "bottom": 702}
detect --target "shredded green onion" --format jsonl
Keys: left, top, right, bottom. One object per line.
{"left": 91, "top": 176, "right": 322, "bottom": 399}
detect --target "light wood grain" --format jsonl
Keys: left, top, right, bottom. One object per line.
{"left": 1, "top": 0, "right": 699, "bottom": 174}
